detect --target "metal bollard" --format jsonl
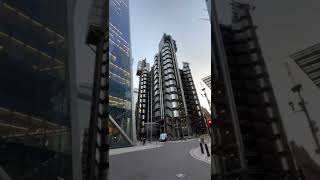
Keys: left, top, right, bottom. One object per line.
{"left": 204, "top": 143, "right": 210, "bottom": 157}
{"left": 200, "top": 143, "right": 204, "bottom": 154}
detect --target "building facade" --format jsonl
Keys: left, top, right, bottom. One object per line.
{"left": 135, "top": 34, "right": 206, "bottom": 140}
{"left": 109, "top": 0, "right": 133, "bottom": 147}
{"left": 212, "top": 2, "right": 299, "bottom": 179}
{"left": 202, "top": 75, "right": 212, "bottom": 89}
{"left": 136, "top": 59, "right": 151, "bottom": 139}
{"left": 180, "top": 62, "right": 207, "bottom": 135}
{"left": 0, "top": 0, "right": 79, "bottom": 179}
{"left": 290, "top": 43, "right": 320, "bottom": 88}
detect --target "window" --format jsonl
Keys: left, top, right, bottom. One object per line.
{"left": 154, "top": 111, "right": 160, "bottom": 117}
{"left": 258, "top": 79, "right": 266, "bottom": 87}
{"left": 164, "top": 64, "right": 173, "bottom": 70}
{"left": 263, "top": 92, "right": 270, "bottom": 102}
{"left": 171, "top": 94, "right": 178, "bottom": 100}
{"left": 251, "top": 53, "right": 258, "bottom": 61}
{"left": 154, "top": 96, "right": 160, "bottom": 102}
{"left": 172, "top": 102, "right": 178, "bottom": 108}
{"left": 163, "top": 54, "right": 172, "bottom": 61}
{"left": 271, "top": 122, "right": 279, "bottom": 135}
{"left": 267, "top": 107, "right": 274, "bottom": 118}
{"left": 163, "top": 57, "right": 171, "bottom": 63}
{"left": 169, "top": 80, "right": 176, "bottom": 85}
{"left": 154, "top": 102, "right": 160, "bottom": 109}
{"left": 170, "top": 87, "right": 177, "bottom": 92}
{"left": 173, "top": 110, "right": 179, "bottom": 117}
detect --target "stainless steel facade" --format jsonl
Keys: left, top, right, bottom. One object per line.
{"left": 136, "top": 59, "right": 150, "bottom": 139}
{"left": 180, "top": 63, "right": 207, "bottom": 135}
{"left": 212, "top": 2, "right": 299, "bottom": 179}
{"left": 136, "top": 34, "right": 206, "bottom": 140}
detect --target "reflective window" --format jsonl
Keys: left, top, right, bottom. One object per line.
{"left": 170, "top": 87, "right": 177, "bottom": 92}
{"left": 171, "top": 94, "right": 178, "bottom": 100}
{"left": 172, "top": 102, "right": 178, "bottom": 108}
{"left": 0, "top": 1, "right": 74, "bottom": 179}
{"left": 173, "top": 110, "right": 180, "bottom": 117}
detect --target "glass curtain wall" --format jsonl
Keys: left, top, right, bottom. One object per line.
{"left": 0, "top": 1, "right": 73, "bottom": 179}
{"left": 109, "top": 0, "right": 133, "bottom": 148}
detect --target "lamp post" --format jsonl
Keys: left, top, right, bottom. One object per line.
{"left": 201, "top": 87, "right": 211, "bottom": 109}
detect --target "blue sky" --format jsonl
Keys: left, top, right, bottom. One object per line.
{"left": 129, "top": 0, "right": 211, "bottom": 111}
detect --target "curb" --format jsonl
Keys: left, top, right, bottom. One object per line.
{"left": 189, "top": 146, "right": 211, "bottom": 164}
{"left": 109, "top": 144, "right": 163, "bottom": 156}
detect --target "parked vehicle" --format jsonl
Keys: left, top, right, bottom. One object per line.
{"left": 159, "top": 133, "right": 168, "bottom": 142}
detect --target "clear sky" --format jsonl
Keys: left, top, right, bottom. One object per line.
{"left": 216, "top": 0, "right": 320, "bottom": 163}
{"left": 129, "top": 0, "right": 211, "bottom": 111}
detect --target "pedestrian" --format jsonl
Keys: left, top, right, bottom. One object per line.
{"left": 142, "top": 137, "right": 146, "bottom": 145}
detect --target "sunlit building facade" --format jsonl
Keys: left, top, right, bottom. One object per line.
{"left": 0, "top": 1, "right": 79, "bottom": 180}
{"left": 109, "top": 0, "right": 133, "bottom": 148}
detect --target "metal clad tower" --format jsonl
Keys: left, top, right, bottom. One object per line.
{"left": 212, "top": 1, "right": 299, "bottom": 179}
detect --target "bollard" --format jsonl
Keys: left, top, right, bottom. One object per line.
{"left": 205, "top": 143, "right": 210, "bottom": 157}
{"left": 200, "top": 143, "right": 204, "bottom": 154}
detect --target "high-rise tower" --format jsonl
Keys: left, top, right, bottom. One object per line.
{"left": 212, "top": 2, "right": 299, "bottom": 179}
{"left": 136, "top": 34, "right": 206, "bottom": 140}
{"left": 109, "top": 0, "right": 133, "bottom": 147}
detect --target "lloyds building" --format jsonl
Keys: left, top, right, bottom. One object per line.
{"left": 136, "top": 34, "right": 206, "bottom": 140}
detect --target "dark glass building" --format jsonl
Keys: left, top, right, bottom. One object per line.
{"left": 0, "top": 0, "right": 79, "bottom": 180}
{"left": 109, "top": 0, "right": 133, "bottom": 148}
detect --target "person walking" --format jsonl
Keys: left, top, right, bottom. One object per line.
{"left": 199, "top": 135, "right": 210, "bottom": 157}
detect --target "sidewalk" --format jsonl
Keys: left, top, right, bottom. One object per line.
{"left": 161, "top": 138, "right": 197, "bottom": 143}
{"left": 109, "top": 141, "right": 163, "bottom": 156}
{"left": 189, "top": 141, "right": 211, "bottom": 164}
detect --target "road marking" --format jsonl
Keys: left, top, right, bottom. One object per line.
{"left": 176, "top": 173, "right": 186, "bottom": 178}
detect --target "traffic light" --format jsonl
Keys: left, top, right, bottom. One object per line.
{"left": 207, "top": 118, "right": 213, "bottom": 127}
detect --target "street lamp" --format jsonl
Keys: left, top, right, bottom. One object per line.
{"left": 201, "top": 87, "right": 211, "bottom": 109}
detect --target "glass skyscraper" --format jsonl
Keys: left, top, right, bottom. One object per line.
{"left": 0, "top": 1, "right": 79, "bottom": 179}
{"left": 109, "top": 0, "right": 133, "bottom": 148}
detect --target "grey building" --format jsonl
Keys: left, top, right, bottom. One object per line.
{"left": 212, "top": 2, "right": 299, "bottom": 179}
{"left": 136, "top": 59, "right": 151, "bottom": 139}
{"left": 290, "top": 43, "right": 320, "bottom": 88}
{"left": 202, "top": 75, "right": 212, "bottom": 89}
{"left": 180, "top": 63, "right": 207, "bottom": 135}
{"left": 136, "top": 34, "right": 206, "bottom": 140}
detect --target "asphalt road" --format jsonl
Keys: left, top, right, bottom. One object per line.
{"left": 109, "top": 139, "right": 210, "bottom": 180}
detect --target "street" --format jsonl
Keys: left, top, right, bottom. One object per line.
{"left": 109, "top": 139, "right": 210, "bottom": 180}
